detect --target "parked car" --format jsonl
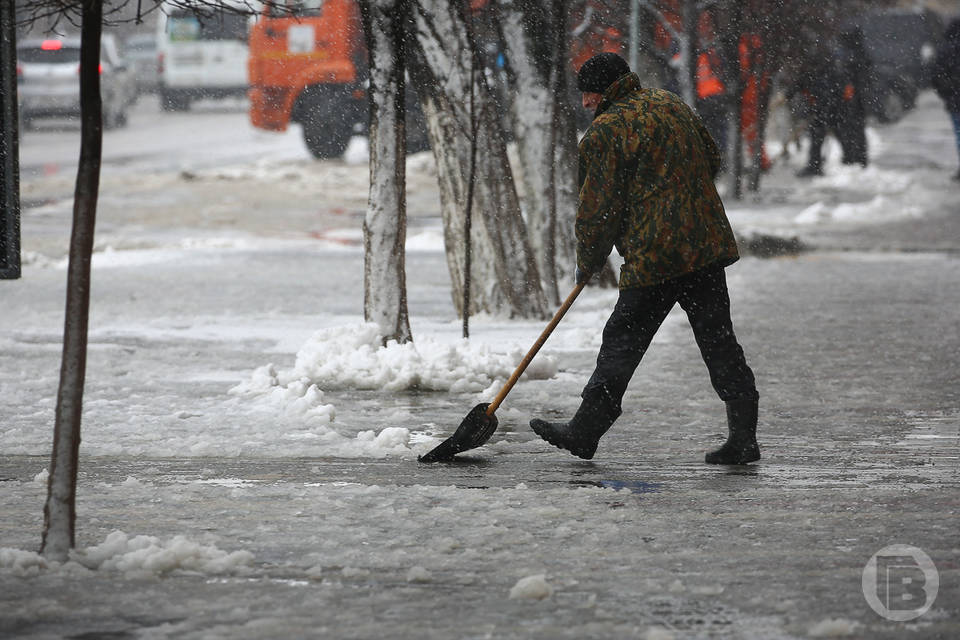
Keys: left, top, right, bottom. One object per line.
{"left": 124, "top": 32, "right": 160, "bottom": 95}
{"left": 851, "top": 8, "right": 945, "bottom": 122}
{"left": 156, "top": 0, "right": 251, "bottom": 111}
{"left": 17, "top": 34, "right": 138, "bottom": 129}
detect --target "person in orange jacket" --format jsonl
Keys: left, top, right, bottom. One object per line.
{"left": 739, "top": 33, "right": 772, "bottom": 172}
{"left": 696, "top": 42, "right": 728, "bottom": 152}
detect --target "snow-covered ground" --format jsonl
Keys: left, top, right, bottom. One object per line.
{"left": 2, "top": 91, "right": 958, "bottom": 639}
{"left": 7, "top": 92, "right": 959, "bottom": 460}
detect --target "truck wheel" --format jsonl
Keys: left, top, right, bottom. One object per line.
{"left": 302, "top": 116, "right": 351, "bottom": 159}
{"left": 161, "top": 90, "right": 190, "bottom": 112}
{"left": 297, "top": 88, "right": 357, "bottom": 159}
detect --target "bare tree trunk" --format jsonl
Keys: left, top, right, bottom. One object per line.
{"left": 0, "top": 0, "right": 20, "bottom": 281}
{"left": 409, "top": 0, "right": 547, "bottom": 319}
{"left": 550, "top": 0, "right": 579, "bottom": 290}
{"left": 41, "top": 0, "right": 102, "bottom": 562}
{"left": 552, "top": 96, "right": 578, "bottom": 284}
{"left": 359, "top": 0, "right": 412, "bottom": 345}
{"left": 498, "top": 0, "right": 563, "bottom": 305}
{"left": 498, "top": 0, "right": 582, "bottom": 301}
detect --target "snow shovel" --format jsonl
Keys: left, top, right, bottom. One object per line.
{"left": 419, "top": 282, "right": 587, "bottom": 462}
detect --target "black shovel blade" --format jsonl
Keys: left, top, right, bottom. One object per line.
{"left": 418, "top": 403, "right": 499, "bottom": 463}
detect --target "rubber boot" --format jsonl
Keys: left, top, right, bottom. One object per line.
{"left": 529, "top": 391, "right": 619, "bottom": 460}
{"left": 705, "top": 397, "right": 761, "bottom": 464}
{"left": 796, "top": 163, "right": 823, "bottom": 178}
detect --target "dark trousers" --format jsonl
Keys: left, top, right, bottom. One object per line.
{"left": 806, "top": 110, "right": 833, "bottom": 171}
{"left": 583, "top": 266, "right": 758, "bottom": 415}
{"left": 838, "top": 98, "right": 868, "bottom": 166}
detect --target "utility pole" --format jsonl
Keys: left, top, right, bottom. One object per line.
{"left": 1, "top": 0, "right": 21, "bottom": 280}
{"left": 628, "top": 0, "right": 639, "bottom": 71}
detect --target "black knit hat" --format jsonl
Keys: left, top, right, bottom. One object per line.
{"left": 576, "top": 52, "right": 631, "bottom": 93}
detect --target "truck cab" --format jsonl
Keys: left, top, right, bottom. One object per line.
{"left": 248, "top": 0, "right": 367, "bottom": 158}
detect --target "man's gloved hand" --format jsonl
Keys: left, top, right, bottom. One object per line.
{"left": 575, "top": 267, "right": 592, "bottom": 285}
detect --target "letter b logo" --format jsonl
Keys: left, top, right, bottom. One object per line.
{"left": 863, "top": 545, "right": 939, "bottom": 621}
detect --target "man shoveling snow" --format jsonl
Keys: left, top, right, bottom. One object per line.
{"left": 529, "top": 53, "right": 761, "bottom": 465}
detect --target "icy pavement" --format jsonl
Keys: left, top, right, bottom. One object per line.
{"left": 2, "top": 92, "right": 959, "bottom": 638}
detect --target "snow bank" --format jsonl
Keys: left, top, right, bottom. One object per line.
{"left": 275, "top": 322, "right": 557, "bottom": 393}
{"left": 230, "top": 364, "right": 337, "bottom": 424}
{"left": 232, "top": 322, "right": 557, "bottom": 401}
{"left": 74, "top": 530, "right": 254, "bottom": 576}
{"left": 794, "top": 195, "right": 922, "bottom": 225}
{"left": 1, "top": 531, "right": 253, "bottom": 578}
{"left": 225, "top": 323, "right": 558, "bottom": 459}
{"left": 0, "top": 548, "right": 49, "bottom": 577}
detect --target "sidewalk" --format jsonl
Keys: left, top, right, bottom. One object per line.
{"left": 2, "top": 91, "right": 959, "bottom": 639}
{"left": 3, "top": 246, "right": 958, "bottom": 639}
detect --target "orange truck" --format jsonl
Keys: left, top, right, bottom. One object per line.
{"left": 248, "top": 0, "right": 367, "bottom": 158}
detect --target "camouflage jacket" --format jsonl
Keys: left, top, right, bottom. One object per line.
{"left": 576, "top": 73, "right": 739, "bottom": 288}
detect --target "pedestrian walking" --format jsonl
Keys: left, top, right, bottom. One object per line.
{"left": 739, "top": 32, "right": 772, "bottom": 172}
{"left": 529, "top": 53, "right": 760, "bottom": 465}
{"left": 836, "top": 27, "right": 871, "bottom": 167}
{"left": 932, "top": 18, "right": 960, "bottom": 181}
{"left": 791, "top": 47, "right": 845, "bottom": 177}
{"left": 695, "top": 38, "right": 728, "bottom": 153}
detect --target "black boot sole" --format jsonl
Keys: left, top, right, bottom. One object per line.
{"left": 530, "top": 419, "right": 597, "bottom": 460}
{"left": 704, "top": 444, "right": 761, "bottom": 465}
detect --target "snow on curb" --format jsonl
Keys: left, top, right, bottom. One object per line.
{"left": 228, "top": 322, "right": 558, "bottom": 458}
{"left": 264, "top": 322, "right": 557, "bottom": 394}
{"left": 1, "top": 531, "right": 254, "bottom": 578}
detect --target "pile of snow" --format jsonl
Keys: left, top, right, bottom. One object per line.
{"left": 0, "top": 548, "right": 49, "bottom": 577}
{"left": 233, "top": 322, "right": 557, "bottom": 400}
{"left": 1, "top": 530, "right": 253, "bottom": 578}
{"left": 406, "top": 566, "right": 432, "bottom": 583}
{"left": 295, "top": 323, "right": 555, "bottom": 392}
{"left": 230, "top": 365, "right": 337, "bottom": 425}
{"left": 509, "top": 574, "right": 554, "bottom": 600}
{"left": 794, "top": 194, "right": 922, "bottom": 225}
{"left": 222, "top": 323, "right": 559, "bottom": 459}
{"left": 75, "top": 530, "right": 254, "bottom": 575}
{"left": 807, "top": 618, "right": 861, "bottom": 637}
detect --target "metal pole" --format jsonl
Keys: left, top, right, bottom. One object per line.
{"left": 628, "top": 0, "right": 639, "bottom": 71}
{"left": 0, "top": 0, "right": 21, "bottom": 280}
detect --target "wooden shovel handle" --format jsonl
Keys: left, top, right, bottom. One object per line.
{"left": 486, "top": 282, "right": 587, "bottom": 416}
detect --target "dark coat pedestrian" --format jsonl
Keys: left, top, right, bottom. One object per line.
{"left": 791, "top": 49, "right": 845, "bottom": 176}
{"left": 836, "top": 27, "right": 871, "bottom": 167}
{"left": 931, "top": 19, "right": 960, "bottom": 179}
{"left": 575, "top": 74, "right": 739, "bottom": 287}
{"left": 530, "top": 53, "right": 760, "bottom": 465}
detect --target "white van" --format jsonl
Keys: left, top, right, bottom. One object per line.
{"left": 156, "top": 1, "right": 253, "bottom": 111}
